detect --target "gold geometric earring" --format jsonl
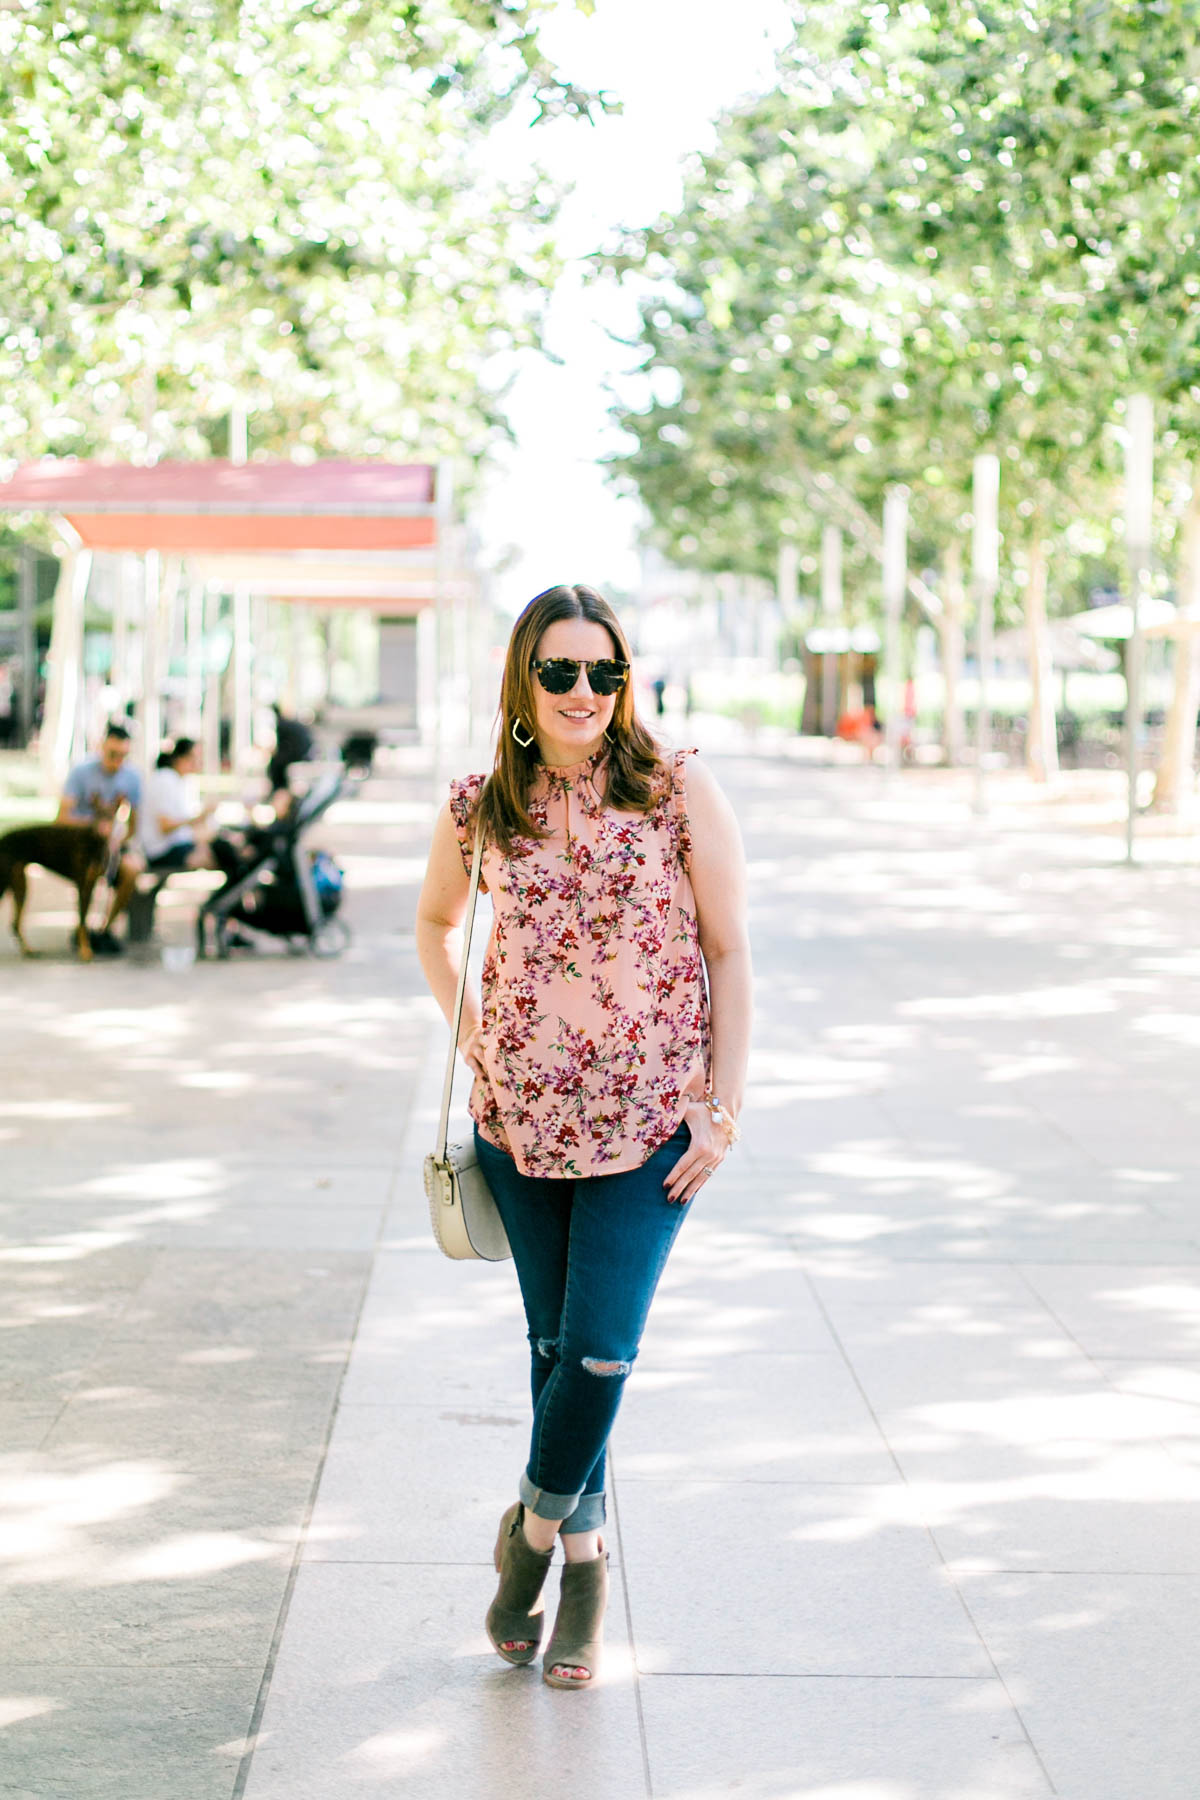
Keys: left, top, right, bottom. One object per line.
{"left": 511, "top": 718, "right": 535, "bottom": 748}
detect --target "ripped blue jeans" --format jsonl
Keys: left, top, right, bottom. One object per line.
{"left": 474, "top": 1123, "right": 693, "bottom": 1535}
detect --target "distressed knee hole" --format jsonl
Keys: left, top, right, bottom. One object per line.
{"left": 581, "top": 1356, "right": 631, "bottom": 1378}
{"left": 534, "top": 1337, "right": 558, "bottom": 1362}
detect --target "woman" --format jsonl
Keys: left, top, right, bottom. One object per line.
{"left": 416, "top": 584, "right": 751, "bottom": 1689}
{"left": 142, "top": 738, "right": 218, "bottom": 874}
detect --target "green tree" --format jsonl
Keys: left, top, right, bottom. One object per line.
{"left": 602, "top": 0, "right": 1200, "bottom": 776}
{"left": 0, "top": 0, "right": 606, "bottom": 467}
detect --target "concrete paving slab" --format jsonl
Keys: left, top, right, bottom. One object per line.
{"left": 0, "top": 1200, "right": 388, "bottom": 1252}
{"left": 637, "top": 1673, "right": 1053, "bottom": 1800}
{"left": 239, "top": 1560, "right": 646, "bottom": 1800}
{"left": 613, "top": 1351, "right": 897, "bottom": 1485}
{"left": 38, "top": 1388, "right": 335, "bottom": 1481}
{"left": 616, "top": 1479, "right": 991, "bottom": 1677}
{"left": 0, "top": 1408, "right": 62, "bottom": 1457}
{"left": 0, "top": 1554, "right": 286, "bottom": 1667}
{"left": 0, "top": 1663, "right": 257, "bottom": 1800}
{"left": 918, "top": 1455, "right": 1200, "bottom": 1573}
{"left": 335, "top": 1271, "right": 529, "bottom": 1408}
{"left": 300, "top": 1403, "right": 535, "bottom": 1565}
{"left": 955, "top": 1570, "right": 1200, "bottom": 1800}
{"left": 645, "top": 1233, "right": 836, "bottom": 1355}
{"left": 1018, "top": 1264, "right": 1200, "bottom": 1360}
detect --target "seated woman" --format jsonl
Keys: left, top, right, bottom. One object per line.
{"left": 142, "top": 738, "right": 218, "bottom": 874}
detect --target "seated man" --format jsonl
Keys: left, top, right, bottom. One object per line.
{"left": 57, "top": 722, "right": 144, "bottom": 954}
{"left": 142, "top": 737, "right": 218, "bottom": 875}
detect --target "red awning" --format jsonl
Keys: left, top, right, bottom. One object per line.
{"left": 0, "top": 459, "right": 438, "bottom": 554}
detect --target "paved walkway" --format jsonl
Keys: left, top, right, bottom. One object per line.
{"left": 3, "top": 748, "right": 1200, "bottom": 1799}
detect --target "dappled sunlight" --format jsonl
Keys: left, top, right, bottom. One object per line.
{"left": 50, "top": 1159, "right": 224, "bottom": 1202}
{"left": 781, "top": 1455, "right": 1200, "bottom": 1550}
{"left": 0, "top": 1696, "right": 60, "bottom": 1730}
{"left": 1134, "top": 1012, "right": 1200, "bottom": 1050}
{"left": 0, "top": 1234, "right": 140, "bottom": 1263}
{"left": 42, "top": 1006, "right": 191, "bottom": 1051}
{"left": 343, "top": 1726, "right": 448, "bottom": 1773}
{"left": 747, "top": 1051, "right": 891, "bottom": 1105}
{"left": 0, "top": 1100, "right": 128, "bottom": 1122}
{"left": 806, "top": 1146, "right": 1007, "bottom": 1197}
{"left": 178, "top": 1070, "right": 256, "bottom": 1092}
{"left": 0, "top": 1461, "right": 179, "bottom": 1578}
{"left": 980, "top": 1052, "right": 1081, "bottom": 1083}
{"left": 910, "top": 1389, "right": 1200, "bottom": 1457}
{"left": 899, "top": 985, "right": 1119, "bottom": 1021}
{"left": 106, "top": 1530, "right": 288, "bottom": 1582}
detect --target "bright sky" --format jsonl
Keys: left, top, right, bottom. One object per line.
{"left": 475, "top": 0, "right": 794, "bottom": 613}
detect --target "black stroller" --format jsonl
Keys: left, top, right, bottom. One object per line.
{"left": 197, "top": 771, "right": 349, "bottom": 960}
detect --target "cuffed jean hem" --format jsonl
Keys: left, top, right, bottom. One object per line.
{"left": 520, "top": 1470, "right": 606, "bottom": 1532}
{"left": 560, "top": 1490, "right": 607, "bottom": 1533}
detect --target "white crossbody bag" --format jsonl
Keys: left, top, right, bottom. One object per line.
{"left": 423, "top": 823, "right": 512, "bottom": 1261}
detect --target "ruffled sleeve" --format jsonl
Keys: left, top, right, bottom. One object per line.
{"left": 448, "top": 773, "right": 488, "bottom": 885}
{"left": 669, "top": 747, "right": 698, "bottom": 873}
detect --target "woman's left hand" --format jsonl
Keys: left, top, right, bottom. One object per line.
{"left": 664, "top": 1101, "right": 733, "bottom": 1205}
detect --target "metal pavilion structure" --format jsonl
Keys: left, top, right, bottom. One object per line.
{"left": 0, "top": 458, "right": 483, "bottom": 785}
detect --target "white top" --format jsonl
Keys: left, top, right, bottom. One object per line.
{"left": 142, "top": 767, "right": 197, "bottom": 860}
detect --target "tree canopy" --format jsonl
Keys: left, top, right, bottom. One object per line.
{"left": 0, "top": 0, "right": 605, "bottom": 467}
{"left": 602, "top": 0, "right": 1200, "bottom": 604}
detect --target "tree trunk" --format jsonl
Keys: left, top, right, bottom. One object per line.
{"left": 1025, "top": 534, "right": 1058, "bottom": 782}
{"left": 1152, "top": 469, "right": 1200, "bottom": 813}
{"left": 938, "top": 540, "right": 966, "bottom": 765}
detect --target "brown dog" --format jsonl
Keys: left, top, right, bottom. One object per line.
{"left": 0, "top": 821, "right": 112, "bottom": 960}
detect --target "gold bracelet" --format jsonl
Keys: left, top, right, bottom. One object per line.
{"left": 700, "top": 1092, "right": 742, "bottom": 1145}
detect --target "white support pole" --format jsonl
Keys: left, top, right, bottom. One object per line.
{"left": 111, "top": 555, "right": 131, "bottom": 715}
{"left": 250, "top": 594, "right": 270, "bottom": 747}
{"left": 203, "top": 586, "right": 221, "bottom": 775}
{"left": 883, "top": 487, "right": 909, "bottom": 773}
{"left": 433, "top": 457, "right": 454, "bottom": 758}
{"left": 140, "top": 549, "right": 162, "bottom": 766}
{"left": 1125, "top": 393, "right": 1154, "bottom": 864}
{"left": 186, "top": 572, "right": 205, "bottom": 730}
{"left": 820, "top": 524, "right": 842, "bottom": 738}
{"left": 288, "top": 603, "right": 305, "bottom": 712}
{"left": 232, "top": 588, "right": 253, "bottom": 773}
{"left": 777, "top": 541, "right": 799, "bottom": 621}
{"left": 972, "top": 454, "right": 1001, "bottom": 815}
{"left": 229, "top": 404, "right": 252, "bottom": 773}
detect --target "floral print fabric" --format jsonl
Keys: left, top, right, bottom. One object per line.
{"left": 449, "top": 748, "right": 710, "bottom": 1177}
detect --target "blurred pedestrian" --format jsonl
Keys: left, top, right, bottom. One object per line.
{"left": 56, "top": 722, "right": 143, "bottom": 953}
{"left": 416, "top": 583, "right": 752, "bottom": 1689}
{"left": 266, "top": 703, "right": 314, "bottom": 804}
{"left": 142, "top": 738, "right": 218, "bottom": 873}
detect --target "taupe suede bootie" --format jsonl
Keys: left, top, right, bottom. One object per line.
{"left": 542, "top": 1546, "right": 610, "bottom": 1689}
{"left": 485, "top": 1502, "right": 554, "bottom": 1666}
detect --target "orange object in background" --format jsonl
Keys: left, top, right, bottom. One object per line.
{"left": 835, "top": 707, "right": 881, "bottom": 745}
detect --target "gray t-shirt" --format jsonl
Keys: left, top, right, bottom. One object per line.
{"left": 62, "top": 756, "right": 143, "bottom": 823}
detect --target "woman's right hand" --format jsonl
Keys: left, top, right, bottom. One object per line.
{"left": 458, "top": 1023, "right": 487, "bottom": 1079}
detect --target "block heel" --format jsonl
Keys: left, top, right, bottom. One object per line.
{"left": 485, "top": 1502, "right": 553, "bottom": 1666}
{"left": 543, "top": 1546, "right": 609, "bottom": 1689}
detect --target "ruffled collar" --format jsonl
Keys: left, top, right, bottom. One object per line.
{"left": 537, "top": 747, "right": 607, "bottom": 782}
{"left": 535, "top": 747, "right": 608, "bottom": 816}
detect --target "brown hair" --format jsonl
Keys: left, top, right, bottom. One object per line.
{"left": 473, "top": 584, "right": 663, "bottom": 854}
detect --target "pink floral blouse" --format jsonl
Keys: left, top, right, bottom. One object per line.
{"left": 449, "top": 747, "right": 710, "bottom": 1178}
